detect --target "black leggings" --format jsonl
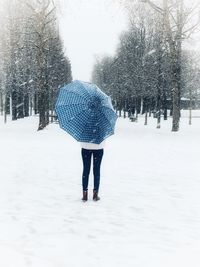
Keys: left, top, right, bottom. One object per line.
{"left": 81, "top": 148, "right": 104, "bottom": 192}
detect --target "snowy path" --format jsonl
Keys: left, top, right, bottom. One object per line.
{"left": 0, "top": 115, "right": 200, "bottom": 267}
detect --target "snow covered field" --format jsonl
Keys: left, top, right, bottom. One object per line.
{"left": 0, "top": 113, "right": 200, "bottom": 267}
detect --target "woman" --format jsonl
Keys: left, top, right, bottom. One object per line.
{"left": 81, "top": 140, "right": 105, "bottom": 202}
{"left": 55, "top": 80, "right": 117, "bottom": 201}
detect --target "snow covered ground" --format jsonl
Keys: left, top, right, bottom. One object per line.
{"left": 0, "top": 112, "right": 200, "bottom": 267}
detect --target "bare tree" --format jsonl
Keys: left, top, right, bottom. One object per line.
{"left": 139, "top": 0, "right": 200, "bottom": 131}
{"left": 25, "top": 0, "right": 57, "bottom": 130}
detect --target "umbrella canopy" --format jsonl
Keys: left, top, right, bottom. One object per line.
{"left": 55, "top": 80, "right": 117, "bottom": 144}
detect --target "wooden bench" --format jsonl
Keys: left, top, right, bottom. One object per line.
{"left": 129, "top": 116, "right": 137, "bottom": 122}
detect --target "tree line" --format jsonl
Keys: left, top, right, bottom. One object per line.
{"left": 0, "top": 0, "right": 72, "bottom": 130}
{"left": 92, "top": 0, "right": 200, "bottom": 131}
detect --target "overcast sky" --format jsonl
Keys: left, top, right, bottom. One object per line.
{"left": 58, "top": 0, "right": 200, "bottom": 81}
{"left": 58, "top": 0, "right": 128, "bottom": 81}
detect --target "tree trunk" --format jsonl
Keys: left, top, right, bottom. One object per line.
{"left": 30, "top": 96, "right": 33, "bottom": 116}
{"left": 163, "top": 0, "right": 182, "bottom": 131}
{"left": 4, "top": 94, "right": 7, "bottom": 124}
{"left": 24, "top": 93, "right": 29, "bottom": 117}
{"left": 17, "top": 93, "right": 24, "bottom": 119}
{"left": 34, "top": 93, "right": 38, "bottom": 114}
{"left": 156, "top": 51, "right": 162, "bottom": 129}
{"left": 163, "top": 80, "right": 168, "bottom": 120}
{"left": 189, "top": 87, "right": 192, "bottom": 125}
{"left": 171, "top": 51, "right": 181, "bottom": 132}
{"left": 144, "top": 111, "right": 148, "bottom": 125}
{"left": 12, "top": 91, "right": 18, "bottom": 120}
{"left": 0, "top": 92, "right": 3, "bottom": 115}
{"left": 38, "top": 91, "right": 46, "bottom": 131}
{"left": 171, "top": 83, "right": 180, "bottom": 131}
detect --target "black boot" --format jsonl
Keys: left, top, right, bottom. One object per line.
{"left": 93, "top": 190, "right": 100, "bottom": 201}
{"left": 82, "top": 190, "right": 88, "bottom": 202}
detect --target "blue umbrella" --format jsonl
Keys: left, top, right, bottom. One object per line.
{"left": 55, "top": 80, "right": 117, "bottom": 144}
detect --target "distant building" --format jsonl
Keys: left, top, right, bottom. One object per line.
{"left": 166, "top": 97, "right": 200, "bottom": 110}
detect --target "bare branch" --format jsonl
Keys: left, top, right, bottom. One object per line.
{"left": 25, "top": 2, "right": 36, "bottom": 13}
{"left": 45, "top": 6, "right": 56, "bottom": 19}
{"left": 141, "top": 0, "right": 163, "bottom": 14}
{"left": 183, "top": 21, "right": 200, "bottom": 37}
{"left": 183, "top": 22, "right": 200, "bottom": 39}
{"left": 169, "top": 9, "right": 178, "bottom": 26}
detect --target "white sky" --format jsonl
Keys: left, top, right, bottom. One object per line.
{"left": 58, "top": 0, "right": 128, "bottom": 81}
{"left": 58, "top": 0, "right": 200, "bottom": 81}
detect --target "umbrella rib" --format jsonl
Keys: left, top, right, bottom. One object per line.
{"left": 95, "top": 112, "right": 107, "bottom": 141}
{"left": 60, "top": 90, "right": 89, "bottom": 101}
{"left": 58, "top": 108, "right": 89, "bottom": 140}
{"left": 66, "top": 108, "right": 88, "bottom": 123}
{"left": 99, "top": 107, "right": 117, "bottom": 124}
{"left": 56, "top": 103, "right": 86, "bottom": 109}
{"left": 78, "top": 111, "right": 102, "bottom": 143}
{"left": 79, "top": 107, "right": 116, "bottom": 143}
{"left": 69, "top": 81, "right": 92, "bottom": 99}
